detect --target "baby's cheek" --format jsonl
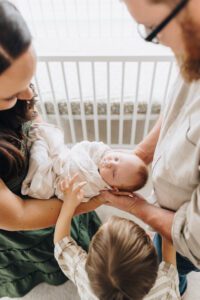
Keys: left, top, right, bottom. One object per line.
{"left": 101, "top": 169, "right": 110, "bottom": 184}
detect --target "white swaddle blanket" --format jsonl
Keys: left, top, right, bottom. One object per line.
{"left": 22, "top": 123, "right": 111, "bottom": 201}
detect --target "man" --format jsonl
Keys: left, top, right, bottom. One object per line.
{"left": 101, "top": 0, "right": 200, "bottom": 296}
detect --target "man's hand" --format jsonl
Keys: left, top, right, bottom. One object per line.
{"left": 100, "top": 189, "right": 174, "bottom": 242}
{"left": 100, "top": 190, "right": 147, "bottom": 215}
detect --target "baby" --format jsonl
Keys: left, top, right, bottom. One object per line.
{"left": 54, "top": 176, "right": 181, "bottom": 300}
{"left": 22, "top": 123, "right": 148, "bottom": 201}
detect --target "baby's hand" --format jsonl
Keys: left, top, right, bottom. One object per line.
{"left": 60, "top": 174, "right": 86, "bottom": 209}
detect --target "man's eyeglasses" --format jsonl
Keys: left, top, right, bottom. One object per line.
{"left": 137, "top": 0, "right": 189, "bottom": 44}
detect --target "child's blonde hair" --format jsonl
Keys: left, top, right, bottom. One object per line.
{"left": 86, "top": 216, "right": 158, "bottom": 300}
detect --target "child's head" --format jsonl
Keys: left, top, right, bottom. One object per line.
{"left": 99, "top": 151, "right": 148, "bottom": 191}
{"left": 86, "top": 216, "right": 158, "bottom": 300}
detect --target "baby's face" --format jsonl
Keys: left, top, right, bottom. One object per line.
{"left": 99, "top": 151, "right": 143, "bottom": 190}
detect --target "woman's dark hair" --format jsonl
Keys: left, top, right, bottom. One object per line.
{"left": 0, "top": 0, "right": 32, "bottom": 74}
{"left": 0, "top": 90, "right": 37, "bottom": 182}
{"left": 0, "top": 0, "right": 33, "bottom": 181}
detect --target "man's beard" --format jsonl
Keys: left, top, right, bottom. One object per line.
{"left": 176, "top": 16, "right": 200, "bottom": 82}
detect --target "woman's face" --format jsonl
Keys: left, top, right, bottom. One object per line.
{"left": 0, "top": 45, "right": 37, "bottom": 110}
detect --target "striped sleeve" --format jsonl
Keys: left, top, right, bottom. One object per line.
{"left": 144, "top": 262, "right": 180, "bottom": 300}
{"left": 54, "top": 236, "right": 98, "bottom": 300}
{"left": 172, "top": 184, "right": 200, "bottom": 268}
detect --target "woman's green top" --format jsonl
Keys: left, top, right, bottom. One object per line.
{"left": 0, "top": 122, "right": 101, "bottom": 297}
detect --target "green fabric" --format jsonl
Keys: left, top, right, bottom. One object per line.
{"left": 0, "top": 213, "right": 101, "bottom": 298}
{"left": 0, "top": 121, "right": 101, "bottom": 297}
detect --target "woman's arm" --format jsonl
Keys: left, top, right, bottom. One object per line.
{"left": 0, "top": 179, "right": 62, "bottom": 230}
{"left": 0, "top": 179, "right": 103, "bottom": 231}
{"left": 133, "top": 115, "right": 162, "bottom": 165}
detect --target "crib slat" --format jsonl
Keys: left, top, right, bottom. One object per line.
{"left": 119, "top": 61, "right": 125, "bottom": 145}
{"left": 121, "top": 1, "right": 125, "bottom": 38}
{"left": 86, "top": 0, "right": 90, "bottom": 37}
{"left": 34, "top": 75, "right": 48, "bottom": 122}
{"left": 91, "top": 62, "right": 99, "bottom": 141}
{"left": 62, "top": 0, "right": 69, "bottom": 36}
{"left": 130, "top": 61, "right": 141, "bottom": 146}
{"left": 110, "top": 0, "right": 113, "bottom": 36}
{"left": 39, "top": 0, "right": 49, "bottom": 37}
{"left": 74, "top": 0, "right": 80, "bottom": 37}
{"left": 143, "top": 61, "right": 157, "bottom": 139}
{"left": 161, "top": 61, "right": 173, "bottom": 112}
{"left": 27, "top": 0, "right": 37, "bottom": 37}
{"left": 98, "top": 0, "right": 101, "bottom": 37}
{"left": 61, "top": 62, "right": 76, "bottom": 144}
{"left": 36, "top": 55, "right": 176, "bottom": 149}
{"left": 107, "top": 61, "right": 111, "bottom": 146}
{"left": 50, "top": 0, "right": 59, "bottom": 38}
{"left": 76, "top": 61, "right": 88, "bottom": 140}
{"left": 46, "top": 61, "right": 63, "bottom": 129}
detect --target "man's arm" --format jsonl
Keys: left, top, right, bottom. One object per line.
{"left": 101, "top": 183, "right": 200, "bottom": 268}
{"left": 100, "top": 190, "right": 174, "bottom": 241}
{"left": 133, "top": 115, "right": 162, "bottom": 165}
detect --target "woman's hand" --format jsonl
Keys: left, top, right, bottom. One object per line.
{"left": 60, "top": 174, "right": 86, "bottom": 214}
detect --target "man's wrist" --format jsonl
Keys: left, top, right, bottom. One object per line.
{"left": 132, "top": 201, "right": 174, "bottom": 241}
{"left": 130, "top": 198, "right": 150, "bottom": 220}
{"left": 133, "top": 146, "right": 152, "bottom": 165}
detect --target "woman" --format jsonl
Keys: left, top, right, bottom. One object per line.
{"left": 0, "top": 1, "right": 102, "bottom": 297}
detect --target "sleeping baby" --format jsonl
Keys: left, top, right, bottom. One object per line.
{"left": 22, "top": 123, "right": 148, "bottom": 201}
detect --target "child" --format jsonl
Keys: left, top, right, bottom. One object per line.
{"left": 54, "top": 175, "right": 181, "bottom": 300}
{"left": 22, "top": 123, "right": 148, "bottom": 201}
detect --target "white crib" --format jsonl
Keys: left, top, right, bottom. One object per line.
{"left": 34, "top": 55, "right": 177, "bottom": 149}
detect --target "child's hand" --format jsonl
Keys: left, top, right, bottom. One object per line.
{"left": 54, "top": 174, "right": 86, "bottom": 244}
{"left": 60, "top": 174, "right": 86, "bottom": 210}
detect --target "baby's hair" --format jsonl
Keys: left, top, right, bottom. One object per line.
{"left": 119, "top": 159, "right": 149, "bottom": 192}
{"left": 109, "top": 150, "right": 149, "bottom": 191}
{"left": 86, "top": 216, "right": 158, "bottom": 300}
{"left": 131, "top": 162, "right": 149, "bottom": 191}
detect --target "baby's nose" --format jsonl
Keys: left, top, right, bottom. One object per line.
{"left": 106, "top": 162, "right": 112, "bottom": 168}
{"left": 103, "top": 160, "right": 112, "bottom": 168}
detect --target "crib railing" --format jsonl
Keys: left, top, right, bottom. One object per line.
{"left": 35, "top": 55, "right": 177, "bottom": 148}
